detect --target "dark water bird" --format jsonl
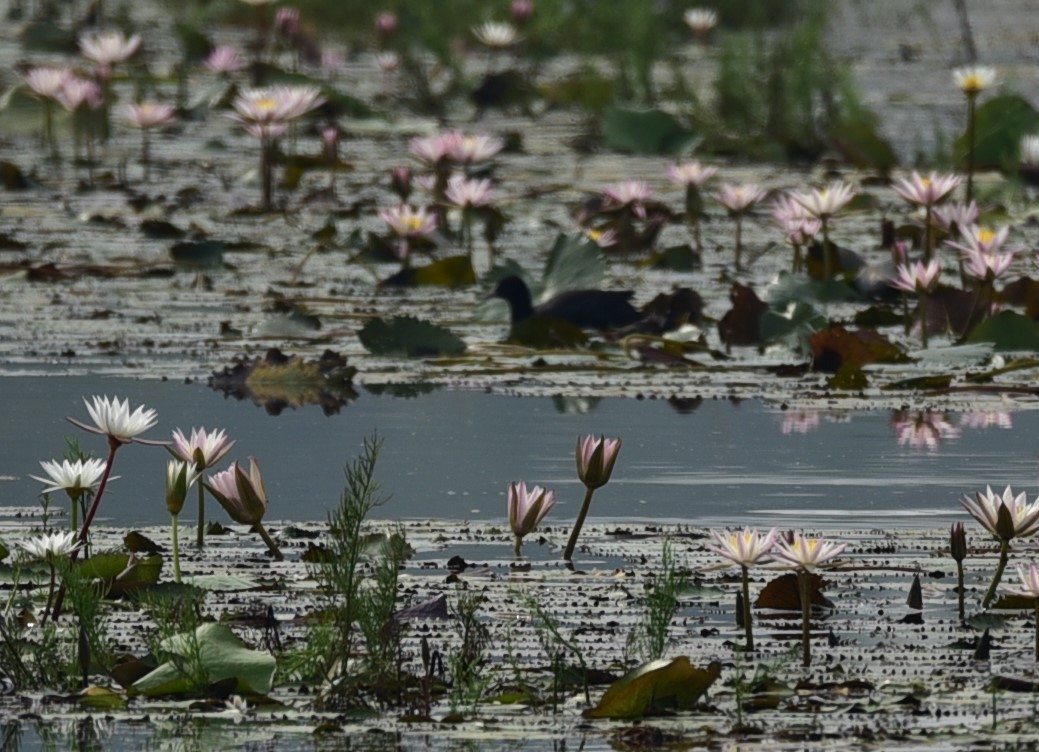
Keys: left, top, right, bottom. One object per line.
{"left": 490, "top": 275, "right": 643, "bottom": 331}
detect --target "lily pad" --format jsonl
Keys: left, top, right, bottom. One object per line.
{"left": 379, "top": 256, "right": 476, "bottom": 289}
{"left": 954, "top": 94, "right": 1039, "bottom": 171}
{"left": 77, "top": 553, "right": 162, "bottom": 596}
{"left": 359, "top": 316, "right": 467, "bottom": 358}
{"left": 601, "top": 106, "right": 697, "bottom": 156}
{"left": 584, "top": 657, "right": 721, "bottom": 719}
{"left": 131, "top": 623, "right": 276, "bottom": 696}
{"left": 966, "top": 310, "right": 1039, "bottom": 351}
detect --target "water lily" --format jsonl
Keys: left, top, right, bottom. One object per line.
{"left": 380, "top": 204, "right": 438, "bottom": 265}
{"left": 165, "top": 460, "right": 201, "bottom": 582}
{"left": 19, "top": 531, "right": 82, "bottom": 625}
{"left": 773, "top": 194, "right": 820, "bottom": 272}
{"left": 231, "top": 86, "right": 324, "bottom": 211}
{"left": 171, "top": 426, "right": 235, "bottom": 548}
{"left": 707, "top": 527, "right": 778, "bottom": 651}
{"left": 932, "top": 200, "right": 979, "bottom": 236}
{"left": 953, "top": 65, "right": 997, "bottom": 95}
{"left": 511, "top": 0, "right": 535, "bottom": 25}
{"left": 891, "top": 259, "right": 940, "bottom": 347}
{"left": 564, "top": 435, "right": 621, "bottom": 561}
{"left": 962, "top": 485, "right": 1039, "bottom": 608}
{"left": 683, "top": 8, "right": 718, "bottom": 41}
{"left": 205, "top": 458, "right": 283, "bottom": 560}
{"left": 73, "top": 395, "right": 158, "bottom": 442}
{"left": 773, "top": 533, "right": 847, "bottom": 666}
{"left": 716, "top": 182, "right": 767, "bottom": 271}
{"left": 78, "top": 30, "right": 141, "bottom": 71}
{"left": 203, "top": 45, "right": 248, "bottom": 75}
{"left": 1002, "top": 563, "right": 1039, "bottom": 659}
{"left": 507, "top": 481, "right": 555, "bottom": 557}
{"left": 31, "top": 457, "right": 111, "bottom": 530}
{"left": 892, "top": 171, "right": 962, "bottom": 262}
{"left": 472, "top": 21, "right": 520, "bottom": 49}
{"left": 792, "top": 181, "right": 856, "bottom": 279}
{"left": 668, "top": 161, "right": 716, "bottom": 251}
{"left": 444, "top": 175, "right": 494, "bottom": 208}
{"left": 446, "top": 132, "right": 504, "bottom": 167}
{"left": 120, "top": 102, "right": 176, "bottom": 178}
{"left": 23, "top": 66, "right": 71, "bottom": 159}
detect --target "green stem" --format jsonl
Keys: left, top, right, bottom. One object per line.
{"left": 513, "top": 534, "right": 522, "bottom": 559}
{"left": 966, "top": 93, "right": 976, "bottom": 205}
{"left": 563, "top": 486, "right": 596, "bottom": 561}
{"left": 982, "top": 539, "right": 1010, "bottom": 609}
{"left": 957, "top": 561, "right": 965, "bottom": 622}
{"left": 196, "top": 479, "right": 205, "bottom": 549}
{"left": 171, "top": 513, "right": 181, "bottom": 583}
{"left": 733, "top": 214, "right": 743, "bottom": 271}
{"left": 924, "top": 206, "right": 933, "bottom": 263}
{"left": 800, "top": 569, "right": 811, "bottom": 668}
{"left": 1034, "top": 600, "right": 1038, "bottom": 661}
{"left": 821, "top": 218, "right": 832, "bottom": 280}
{"left": 42, "top": 561, "right": 57, "bottom": 626}
{"left": 256, "top": 522, "right": 285, "bottom": 561}
{"left": 919, "top": 289, "right": 929, "bottom": 349}
{"left": 741, "top": 564, "right": 754, "bottom": 651}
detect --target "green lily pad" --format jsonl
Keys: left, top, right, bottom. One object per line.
{"left": 954, "top": 94, "right": 1039, "bottom": 171}
{"left": 760, "top": 301, "right": 828, "bottom": 353}
{"left": 359, "top": 316, "right": 467, "bottom": 358}
{"left": 584, "top": 656, "right": 721, "bottom": 719}
{"left": 540, "top": 233, "right": 607, "bottom": 300}
{"left": 77, "top": 553, "right": 162, "bottom": 596}
{"left": 131, "top": 623, "right": 276, "bottom": 696}
{"left": 966, "top": 311, "right": 1039, "bottom": 351}
{"left": 601, "top": 106, "right": 697, "bottom": 156}
{"left": 380, "top": 256, "right": 477, "bottom": 289}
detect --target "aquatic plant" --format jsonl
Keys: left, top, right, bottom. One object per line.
{"left": 891, "top": 171, "right": 963, "bottom": 263}
{"left": 791, "top": 181, "right": 856, "bottom": 280}
{"left": 204, "top": 457, "right": 284, "bottom": 560}
{"left": 961, "top": 485, "right": 1039, "bottom": 608}
{"left": 716, "top": 183, "right": 767, "bottom": 271}
{"left": 772, "top": 534, "right": 847, "bottom": 667}
{"left": 890, "top": 259, "right": 940, "bottom": 348}
{"left": 170, "top": 427, "right": 236, "bottom": 549}
{"left": 564, "top": 434, "right": 621, "bottom": 561}
{"left": 17, "top": 532, "right": 82, "bottom": 625}
{"left": 953, "top": 65, "right": 997, "bottom": 203}
{"left": 119, "top": 102, "right": 176, "bottom": 181}
{"left": 951, "top": 522, "right": 967, "bottom": 621}
{"left": 379, "top": 204, "right": 438, "bottom": 268}
{"left": 707, "top": 527, "right": 778, "bottom": 651}
{"left": 1002, "top": 563, "right": 1039, "bottom": 660}
{"left": 164, "top": 460, "right": 200, "bottom": 582}
{"left": 506, "top": 480, "right": 554, "bottom": 557}
{"left": 633, "top": 539, "right": 688, "bottom": 661}
{"left": 30, "top": 458, "right": 108, "bottom": 531}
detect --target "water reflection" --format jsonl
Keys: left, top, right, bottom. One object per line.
{"left": 890, "top": 410, "right": 961, "bottom": 451}
{"left": 1, "top": 377, "right": 1037, "bottom": 528}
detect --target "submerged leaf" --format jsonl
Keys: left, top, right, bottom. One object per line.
{"left": 584, "top": 657, "right": 721, "bottom": 719}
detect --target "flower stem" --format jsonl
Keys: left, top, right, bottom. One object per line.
{"left": 741, "top": 564, "right": 754, "bottom": 651}
{"left": 821, "top": 218, "right": 832, "bottom": 280}
{"left": 513, "top": 534, "right": 522, "bottom": 559}
{"left": 256, "top": 522, "right": 285, "bottom": 561}
{"left": 800, "top": 569, "right": 811, "bottom": 667}
{"left": 966, "top": 93, "right": 977, "bottom": 205}
{"left": 42, "top": 561, "right": 57, "bottom": 627}
{"left": 77, "top": 437, "right": 121, "bottom": 554}
{"left": 1034, "top": 599, "right": 1039, "bottom": 661}
{"left": 171, "top": 513, "right": 181, "bottom": 583}
{"left": 919, "top": 289, "right": 929, "bottom": 349}
{"left": 196, "top": 480, "right": 205, "bottom": 549}
{"left": 733, "top": 214, "right": 743, "bottom": 271}
{"left": 563, "top": 486, "right": 596, "bottom": 561}
{"left": 982, "top": 539, "right": 1010, "bottom": 609}
{"left": 924, "top": 206, "right": 933, "bottom": 263}
{"left": 957, "top": 560, "right": 965, "bottom": 622}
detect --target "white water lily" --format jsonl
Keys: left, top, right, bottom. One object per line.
{"left": 18, "top": 531, "right": 82, "bottom": 560}
{"left": 30, "top": 458, "right": 109, "bottom": 495}
{"left": 78, "top": 395, "right": 158, "bottom": 441}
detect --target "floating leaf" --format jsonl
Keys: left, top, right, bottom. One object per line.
{"left": 507, "top": 316, "right": 588, "bottom": 349}
{"left": 77, "top": 553, "right": 162, "bottom": 596}
{"left": 883, "top": 374, "right": 953, "bottom": 391}
{"left": 359, "top": 316, "right": 466, "bottom": 358}
{"left": 183, "top": 574, "right": 261, "bottom": 591}
{"left": 967, "top": 311, "right": 1039, "bottom": 351}
{"left": 0, "top": 161, "right": 29, "bottom": 190}
{"left": 601, "top": 106, "right": 697, "bottom": 156}
{"left": 131, "top": 623, "right": 276, "bottom": 696}
{"left": 380, "top": 256, "right": 476, "bottom": 289}
{"left": 646, "top": 244, "right": 699, "bottom": 271}
{"left": 124, "top": 531, "right": 163, "bottom": 554}
{"left": 810, "top": 325, "right": 905, "bottom": 373}
{"left": 954, "top": 94, "right": 1039, "bottom": 171}
{"left": 77, "top": 685, "right": 126, "bottom": 710}
{"left": 756, "top": 572, "right": 832, "bottom": 610}
{"left": 170, "top": 240, "right": 224, "bottom": 270}
{"left": 584, "top": 657, "right": 720, "bottom": 719}
{"left": 540, "top": 233, "right": 607, "bottom": 300}
{"left": 760, "top": 301, "right": 828, "bottom": 353}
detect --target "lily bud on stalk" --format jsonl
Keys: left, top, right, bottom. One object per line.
{"left": 205, "top": 457, "right": 284, "bottom": 560}
{"left": 564, "top": 435, "right": 621, "bottom": 561}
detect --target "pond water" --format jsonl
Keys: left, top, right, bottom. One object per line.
{"left": 0, "top": 376, "right": 1033, "bottom": 529}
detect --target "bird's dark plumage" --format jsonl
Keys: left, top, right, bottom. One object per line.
{"left": 490, "top": 275, "right": 643, "bottom": 330}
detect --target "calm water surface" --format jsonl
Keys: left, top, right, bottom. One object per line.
{"left": 0, "top": 376, "right": 1034, "bottom": 528}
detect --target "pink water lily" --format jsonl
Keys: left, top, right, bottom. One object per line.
{"left": 772, "top": 534, "right": 847, "bottom": 572}
{"left": 791, "top": 181, "right": 856, "bottom": 220}
{"left": 205, "top": 458, "right": 283, "bottom": 560}
{"left": 667, "top": 160, "right": 717, "bottom": 188}
{"left": 170, "top": 427, "right": 236, "bottom": 470}
{"left": 961, "top": 485, "right": 1039, "bottom": 541}
{"left": 891, "top": 259, "right": 940, "bottom": 294}
{"left": 891, "top": 171, "right": 961, "bottom": 208}
{"left": 708, "top": 527, "right": 778, "bottom": 566}
{"left": 576, "top": 435, "right": 621, "bottom": 490}
{"left": 508, "top": 481, "right": 555, "bottom": 556}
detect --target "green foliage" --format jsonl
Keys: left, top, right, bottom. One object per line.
{"left": 954, "top": 94, "right": 1039, "bottom": 172}
{"left": 601, "top": 107, "right": 698, "bottom": 156}
{"left": 448, "top": 592, "right": 491, "bottom": 716}
{"left": 358, "top": 316, "right": 467, "bottom": 358}
{"left": 631, "top": 540, "right": 687, "bottom": 663}
{"left": 584, "top": 656, "right": 721, "bottom": 719}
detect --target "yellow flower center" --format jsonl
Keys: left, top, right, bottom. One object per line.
{"left": 255, "top": 98, "right": 276, "bottom": 112}
{"left": 961, "top": 75, "right": 984, "bottom": 93}
{"left": 405, "top": 215, "right": 424, "bottom": 232}
{"left": 977, "top": 227, "right": 995, "bottom": 244}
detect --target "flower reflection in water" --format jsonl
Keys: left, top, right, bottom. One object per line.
{"left": 959, "top": 411, "right": 1013, "bottom": 431}
{"left": 890, "top": 410, "right": 961, "bottom": 451}
{"left": 779, "top": 410, "right": 821, "bottom": 435}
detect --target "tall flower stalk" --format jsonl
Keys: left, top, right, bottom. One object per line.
{"left": 18, "top": 532, "right": 82, "bottom": 625}
{"left": 792, "top": 182, "right": 856, "bottom": 281}
{"left": 716, "top": 183, "right": 767, "bottom": 271}
{"left": 951, "top": 522, "right": 967, "bottom": 621}
{"left": 165, "top": 460, "right": 200, "bottom": 582}
{"left": 1002, "top": 563, "right": 1039, "bottom": 660}
{"left": 961, "top": 485, "right": 1039, "bottom": 608}
{"left": 890, "top": 259, "right": 940, "bottom": 348}
{"left": 707, "top": 528, "right": 778, "bottom": 651}
{"left": 772, "top": 534, "right": 848, "bottom": 667}
{"left": 564, "top": 435, "right": 621, "bottom": 561}
{"left": 953, "top": 66, "right": 996, "bottom": 204}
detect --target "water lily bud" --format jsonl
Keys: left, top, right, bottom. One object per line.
{"left": 205, "top": 457, "right": 268, "bottom": 525}
{"left": 165, "top": 460, "right": 199, "bottom": 515}
{"left": 507, "top": 481, "right": 554, "bottom": 538}
{"left": 950, "top": 522, "right": 967, "bottom": 562}
{"left": 575, "top": 435, "right": 621, "bottom": 490}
